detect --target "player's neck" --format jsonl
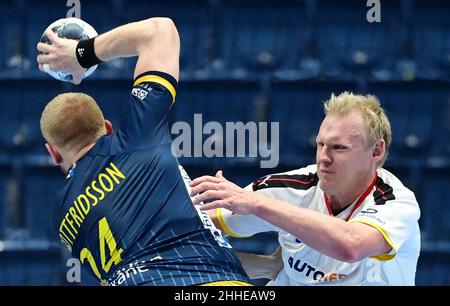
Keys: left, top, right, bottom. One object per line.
{"left": 328, "top": 172, "right": 376, "bottom": 213}
{"left": 64, "top": 142, "right": 96, "bottom": 170}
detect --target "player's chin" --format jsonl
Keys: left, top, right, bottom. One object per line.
{"left": 318, "top": 178, "right": 334, "bottom": 193}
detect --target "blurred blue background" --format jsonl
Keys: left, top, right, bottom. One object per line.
{"left": 0, "top": 0, "right": 449, "bottom": 285}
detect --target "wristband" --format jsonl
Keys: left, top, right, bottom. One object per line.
{"left": 76, "top": 37, "right": 102, "bottom": 69}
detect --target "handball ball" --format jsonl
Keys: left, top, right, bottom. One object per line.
{"left": 40, "top": 17, "right": 98, "bottom": 82}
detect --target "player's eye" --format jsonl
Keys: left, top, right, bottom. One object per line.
{"left": 332, "top": 145, "right": 347, "bottom": 150}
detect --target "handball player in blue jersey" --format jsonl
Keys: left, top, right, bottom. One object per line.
{"left": 36, "top": 17, "right": 250, "bottom": 286}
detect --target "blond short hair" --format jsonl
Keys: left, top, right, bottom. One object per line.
{"left": 40, "top": 93, "right": 106, "bottom": 152}
{"left": 323, "top": 91, "right": 392, "bottom": 167}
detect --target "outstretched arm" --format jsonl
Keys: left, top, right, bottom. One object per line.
{"left": 37, "top": 17, "right": 180, "bottom": 84}
{"left": 190, "top": 171, "right": 391, "bottom": 263}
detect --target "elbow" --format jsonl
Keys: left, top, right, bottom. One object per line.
{"left": 339, "top": 247, "right": 363, "bottom": 263}
{"left": 135, "top": 17, "right": 180, "bottom": 56}
{"left": 336, "top": 237, "right": 365, "bottom": 263}
{"left": 145, "top": 17, "right": 178, "bottom": 37}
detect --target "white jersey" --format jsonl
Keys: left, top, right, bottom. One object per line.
{"left": 218, "top": 165, "right": 421, "bottom": 285}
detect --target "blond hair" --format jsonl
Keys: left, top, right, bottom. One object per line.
{"left": 40, "top": 93, "right": 106, "bottom": 152}
{"left": 323, "top": 91, "right": 392, "bottom": 167}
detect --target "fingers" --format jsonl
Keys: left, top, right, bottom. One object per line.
{"left": 47, "top": 62, "right": 61, "bottom": 71}
{"left": 37, "top": 53, "right": 52, "bottom": 65}
{"left": 42, "top": 63, "right": 51, "bottom": 73}
{"left": 42, "top": 62, "right": 63, "bottom": 74}
{"left": 215, "top": 170, "right": 224, "bottom": 178}
{"left": 36, "top": 31, "right": 59, "bottom": 69}
{"left": 37, "top": 42, "right": 52, "bottom": 72}
{"left": 199, "top": 200, "right": 226, "bottom": 211}
{"left": 38, "top": 58, "right": 62, "bottom": 72}
{"left": 46, "top": 29, "right": 60, "bottom": 44}
{"left": 37, "top": 42, "right": 52, "bottom": 54}
{"left": 37, "top": 43, "right": 53, "bottom": 71}
{"left": 192, "top": 190, "right": 225, "bottom": 205}
{"left": 190, "top": 181, "right": 219, "bottom": 197}
{"left": 190, "top": 175, "right": 222, "bottom": 187}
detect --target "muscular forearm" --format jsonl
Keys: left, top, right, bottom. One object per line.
{"left": 191, "top": 172, "right": 390, "bottom": 263}
{"left": 94, "top": 17, "right": 175, "bottom": 61}
{"left": 252, "top": 196, "right": 367, "bottom": 262}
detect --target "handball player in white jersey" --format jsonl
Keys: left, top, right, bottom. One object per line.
{"left": 191, "top": 92, "right": 421, "bottom": 285}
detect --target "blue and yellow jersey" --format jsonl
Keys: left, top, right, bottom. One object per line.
{"left": 54, "top": 71, "right": 249, "bottom": 286}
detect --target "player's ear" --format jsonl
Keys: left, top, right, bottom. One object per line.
{"left": 372, "top": 139, "right": 385, "bottom": 162}
{"left": 45, "top": 143, "right": 63, "bottom": 165}
{"left": 104, "top": 120, "right": 113, "bottom": 136}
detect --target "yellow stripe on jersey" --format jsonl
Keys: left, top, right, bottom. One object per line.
{"left": 348, "top": 219, "right": 397, "bottom": 261}
{"left": 199, "top": 280, "right": 253, "bottom": 286}
{"left": 134, "top": 74, "right": 177, "bottom": 103}
{"left": 216, "top": 208, "right": 251, "bottom": 238}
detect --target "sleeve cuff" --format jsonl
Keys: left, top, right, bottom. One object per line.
{"left": 133, "top": 71, "right": 177, "bottom": 103}
{"left": 348, "top": 219, "right": 397, "bottom": 261}
{"left": 216, "top": 208, "right": 252, "bottom": 238}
